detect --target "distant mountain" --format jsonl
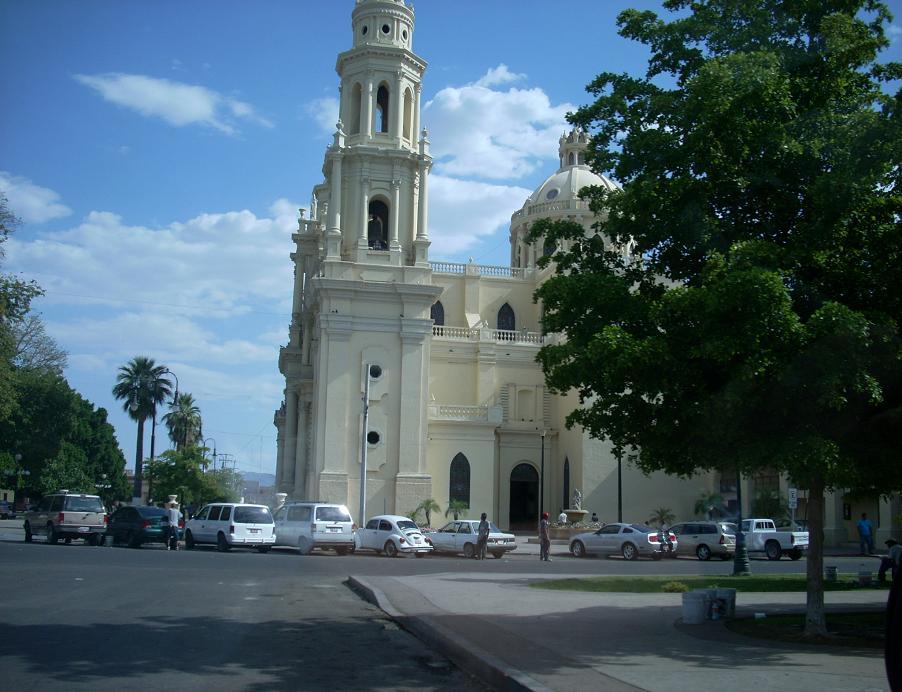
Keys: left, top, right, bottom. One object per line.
{"left": 240, "top": 471, "right": 276, "bottom": 487}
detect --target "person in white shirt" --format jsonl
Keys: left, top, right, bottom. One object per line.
{"left": 166, "top": 499, "right": 181, "bottom": 551}
{"left": 557, "top": 510, "right": 568, "bottom": 524}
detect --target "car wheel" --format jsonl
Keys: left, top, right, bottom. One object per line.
{"left": 570, "top": 540, "right": 586, "bottom": 558}
{"left": 491, "top": 551, "right": 504, "bottom": 559}
{"left": 127, "top": 531, "right": 142, "bottom": 549}
{"left": 256, "top": 546, "right": 271, "bottom": 554}
{"left": 719, "top": 553, "right": 732, "bottom": 561}
{"left": 335, "top": 547, "right": 350, "bottom": 556}
{"left": 64, "top": 537, "right": 72, "bottom": 545}
{"left": 765, "top": 540, "right": 781, "bottom": 561}
{"left": 384, "top": 541, "right": 399, "bottom": 558}
{"left": 216, "top": 532, "right": 231, "bottom": 552}
{"left": 788, "top": 549, "right": 803, "bottom": 561}
{"left": 696, "top": 544, "right": 711, "bottom": 561}
{"left": 297, "top": 536, "right": 313, "bottom": 555}
{"left": 47, "top": 523, "right": 58, "bottom": 545}
{"left": 652, "top": 551, "right": 663, "bottom": 561}
{"left": 88, "top": 534, "right": 100, "bottom": 547}
{"left": 24, "top": 522, "right": 32, "bottom": 543}
{"left": 462, "top": 542, "right": 475, "bottom": 559}
{"left": 622, "top": 542, "right": 638, "bottom": 561}
{"left": 185, "top": 531, "right": 195, "bottom": 550}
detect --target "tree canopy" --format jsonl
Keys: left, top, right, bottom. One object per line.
{"left": 531, "top": 0, "right": 901, "bottom": 636}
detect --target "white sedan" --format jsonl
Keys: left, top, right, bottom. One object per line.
{"left": 355, "top": 515, "right": 433, "bottom": 557}
{"left": 425, "top": 520, "right": 517, "bottom": 559}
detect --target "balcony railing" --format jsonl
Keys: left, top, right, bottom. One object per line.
{"left": 432, "top": 326, "right": 544, "bottom": 344}
{"left": 429, "top": 261, "right": 527, "bottom": 279}
{"left": 428, "top": 403, "right": 504, "bottom": 424}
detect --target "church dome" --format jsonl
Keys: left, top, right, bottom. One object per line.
{"left": 527, "top": 165, "right": 619, "bottom": 206}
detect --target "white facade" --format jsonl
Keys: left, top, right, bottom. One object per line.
{"left": 274, "top": 0, "right": 898, "bottom": 542}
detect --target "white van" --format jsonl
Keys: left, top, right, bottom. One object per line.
{"left": 273, "top": 501, "right": 355, "bottom": 555}
{"left": 184, "top": 503, "right": 275, "bottom": 552}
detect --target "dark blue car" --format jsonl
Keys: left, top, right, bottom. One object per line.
{"left": 106, "top": 506, "right": 183, "bottom": 548}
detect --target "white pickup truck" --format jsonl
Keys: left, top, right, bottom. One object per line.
{"left": 740, "top": 518, "right": 809, "bottom": 560}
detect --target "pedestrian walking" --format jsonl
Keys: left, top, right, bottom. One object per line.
{"left": 857, "top": 512, "right": 874, "bottom": 555}
{"left": 879, "top": 538, "right": 902, "bottom": 583}
{"left": 539, "top": 511, "right": 551, "bottom": 561}
{"left": 166, "top": 497, "right": 181, "bottom": 551}
{"left": 476, "top": 512, "right": 490, "bottom": 560}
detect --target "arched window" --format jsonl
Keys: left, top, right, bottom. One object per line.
{"left": 367, "top": 199, "right": 389, "bottom": 250}
{"left": 568, "top": 152, "right": 575, "bottom": 165}
{"left": 542, "top": 238, "right": 555, "bottom": 258}
{"left": 431, "top": 301, "right": 444, "bottom": 326}
{"left": 376, "top": 84, "right": 390, "bottom": 134}
{"left": 563, "top": 458, "right": 570, "bottom": 512}
{"left": 449, "top": 453, "right": 470, "bottom": 506}
{"left": 350, "top": 83, "right": 362, "bottom": 135}
{"left": 497, "top": 303, "right": 515, "bottom": 332}
{"left": 403, "top": 88, "right": 413, "bottom": 140}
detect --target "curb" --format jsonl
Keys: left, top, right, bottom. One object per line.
{"left": 347, "top": 576, "right": 552, "bottom": 692}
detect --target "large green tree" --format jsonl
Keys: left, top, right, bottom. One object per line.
{"left": 146, "top": 447, "right": 241, "bottom": 507}
{"left": 531, "top": 0, "right": 901, "bottom": 636}
{"left": 112, "top": 357, "right": 172, "bottom": 499}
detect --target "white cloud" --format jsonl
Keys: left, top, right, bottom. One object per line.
{"left": 424, "top": 65, "right": 574, "bottom": 180}
{"left": 305, "top": 96, "right": 340, "bottom": 135}
{"left": 474, "top": 64, "right": 526, "bottom": 88}
{"left": 73, "top": 72, "right": 273, "bottom": 135}
{"left": 428, "top": 174, "right": 531, "bottom": 255}
{"left": 0, "top": 171, "right": 72, "bottom": 224}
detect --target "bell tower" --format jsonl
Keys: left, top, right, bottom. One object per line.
{"left": 277, "top": 0, "right": 439, "bottom": 519}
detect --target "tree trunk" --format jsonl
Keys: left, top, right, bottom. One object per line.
{"left": 132, "top": 417, "right": 145, "bottom": 501}
{"left": 150, "top": 406, "right": 157, "bottom": 461}
{"left": 804, "top": 472, "right": 828, "bottom": 637}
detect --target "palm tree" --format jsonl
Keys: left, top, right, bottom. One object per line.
{"left": 445, "top": 499, "right": 469, "bottom": 521}
{"left": 694, "top": 490, "right": 725, "bottom": 520}
{"left": 417, "top": 498, "right": 441, "bottom": 527}
{"left": 112, "top": 357, "right": 172, "bottom": 499}
{"left": 163, "top": 392, "right": 203, "bottom": 451}
{"left": 648, "top": 506, "right": 676, "bottom": 528}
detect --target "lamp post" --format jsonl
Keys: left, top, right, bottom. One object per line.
{"left": 539, "top": 430, "right": 546, "bottom": 517}
{"left": 617, "top": 450, "right": 623, "bottom": 523}
{"left": 162, "top": 368, "right": 179, "bottom": 449}
{"left": 358, "top": 364, "right": 381, "bottom": 528}
{"left": 202, "top": 438, "right": 217, "bottom": 471}
{"left": 732, "top": 469, "right": 751, "bottom": 576}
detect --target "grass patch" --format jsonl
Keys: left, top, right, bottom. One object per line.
{"left": 727, "top": 611, "right": 886, "bottom": 649}
{"left": 531, "top": 575, "right": 891, "bottom": 593}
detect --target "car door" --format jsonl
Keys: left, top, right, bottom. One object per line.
{"left": 357, "top": 518, "right": 380, "bottom": 550}
{"left": 273, "top": 506, "right": 288, "bottom": 546}
{"left": 199, "top": 506, "right": 221, "bottom": 542}
{"left": 429, "top": 522, "right": 455, "bottom": 552}
{"left": 375, "top": 519, "right": 394, "bottom": 549}
{"left": 593, "top": 524, "right": 622, "bottom": 554}
{"left": 456, "top": 522, "right": 474, "bottom": 553}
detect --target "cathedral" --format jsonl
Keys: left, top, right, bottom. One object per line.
{"left": 274, "top": 0, "right": 896, "bottom": 543}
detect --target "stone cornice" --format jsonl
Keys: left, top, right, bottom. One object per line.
{"left": 337, "top": 47, "right": 426, "bottom": 76}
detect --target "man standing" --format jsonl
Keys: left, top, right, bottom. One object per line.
{"left": 879, "top": 539, "right": 902, "bottom": 583}
{"left": 857, "top": 512, "right": 874, "bottom": 555}
{"left": 539, "top": 511, "right": 551, "bottom": 562}
{"left": 476, "top": 512, "right": 490, "bottom": 560}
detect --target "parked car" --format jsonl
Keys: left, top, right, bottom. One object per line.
{"left": 273, "top": 501, "right": 356, "bottom": 555}
{"left": 355, "top": 515, "right": 433, "bottom": 557}
{"left": 740, "top": 518, "right": 808, "bottom": 560}
{"left": 0, "top": 500, "right": 16, "bottom": 519}
{"left": 669, "top": 521, "right": 735, "bottom": 561}
{"left": 23, "top": 491, "right": 107, "bottom": 545}
{"left": 569, "top": 522, "right": 678, "bottom": 560}
{"left": 184, "top": 503, "right": 275, "bottom": 552}
{"left": 425, "top": 520, "right": 517, "bottom": 559}
{"left": 106, "top": 506, "right": 184, "bottom": 548}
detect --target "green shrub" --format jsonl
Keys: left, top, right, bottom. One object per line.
{"left": 662, "top": 581, "right": 689, "bottom": 593}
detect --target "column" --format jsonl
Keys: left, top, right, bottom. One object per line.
{"left": 390, "top": 179, "right": 401, "bottom": 249}
{"left": 294, "top": 397, "right": 308, "bottom": 497}
{"left": 393, "top": 71, "right": 403, "bottom": 140}
{"left": 416, "top": 136, "right": 429, "bottom": 240}
{"left": 359, "top": 178, "right": 370, "bottom": 249}
{"left": 413, "top": 84, "right": 421, "bottom": 144}
{"left": 284, "top": 387, "right": 298, "bottom": 488}
{"left": 363, "top": 75, "right": 374, "bottom": 139}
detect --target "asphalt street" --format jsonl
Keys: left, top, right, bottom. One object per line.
{"left": 0, "top": 523, "right": 881, "bottom": 691}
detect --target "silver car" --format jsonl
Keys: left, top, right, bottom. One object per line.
{"left": 569, "top": 522, "right": 678, "bottom": 560}
{"left": 669, "top": 521, "right": 735, "bottom": 561}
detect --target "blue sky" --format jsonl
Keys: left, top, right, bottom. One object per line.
{"left": 2, "top": 0, "right": 900, "bottom": 476}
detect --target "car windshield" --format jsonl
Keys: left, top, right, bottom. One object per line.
{"left": 720, "top": 523, "right": 736, "bottom": 535}
{"left": 630, "top": 524, "right": 655, "bottom": 533}
{"left": 66, "top": 497, "right": 104, "bottom": 512}
{"left": 396, "top": 520, "right": 419, "bottom": 531}
{"left": 316, "top": 506, "right": 352, "bottom": 522}
{"left": 234, "top": 507, "right": 273, "bottom": 524}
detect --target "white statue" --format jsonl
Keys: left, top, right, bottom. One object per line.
{"left": 572, "top": 488, "right": 582, "bottom": 510}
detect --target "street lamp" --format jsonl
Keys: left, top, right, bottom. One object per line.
{"left": 732, "top": 469, "right": 751, "bottom": 576}
{"left": 161, "top": 368, "right": 179, "bottom": 451}
{"left": 539, "top": 430, "right": 546, "bottom": 517}
{"left": 358, "top": 363, "right": 381, "bottom": 528}
{"left": 202, "top": 438, "right": 217, "bottom": 471}
{"left": 617, "top": 450, "right": 623, "bottom": 523}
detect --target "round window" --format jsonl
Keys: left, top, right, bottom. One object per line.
{"left": 362, "top": 25, "right": 368, "bottom": 35}
{"left": 382, "top": 24, "right": 391, "bottom": 35}
{"left": 402, "top": 29, "right": 408, "bottom": 40}
{"left": 367, "top": 431, "right": 381, "bottom": 445}
{"left": 545, "top": 188, "right": 559, "bottom": 200}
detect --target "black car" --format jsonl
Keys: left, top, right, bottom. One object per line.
{"left": 106, "top": 506, "right": 182, "bottom": 548}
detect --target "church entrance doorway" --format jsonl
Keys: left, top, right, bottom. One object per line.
{"left": 509, "top": 463, "right": 539, "bottom": 531}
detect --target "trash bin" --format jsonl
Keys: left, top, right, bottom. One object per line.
{"left": 824, "top": 565, "right": 837, "bottom": 582}
{"left": 682, "top": 591, "right": 708, "bottom": 624}
{"left": 715, "top": 588, "right": 737, "bottom": 618}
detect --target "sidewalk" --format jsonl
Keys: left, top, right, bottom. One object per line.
{"left": 350, "top": 554, "right": 891, "bottom": 691}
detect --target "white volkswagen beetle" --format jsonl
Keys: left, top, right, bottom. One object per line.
{"left": 355, "top": 515, "right": 433, "bottom": 557}
{"left": 425, "top": 519, "right": 517, "bottom": 559}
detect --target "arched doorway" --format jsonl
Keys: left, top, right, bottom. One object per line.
{"left": 509, "top": 463, "right": 538, "bottom": 530}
